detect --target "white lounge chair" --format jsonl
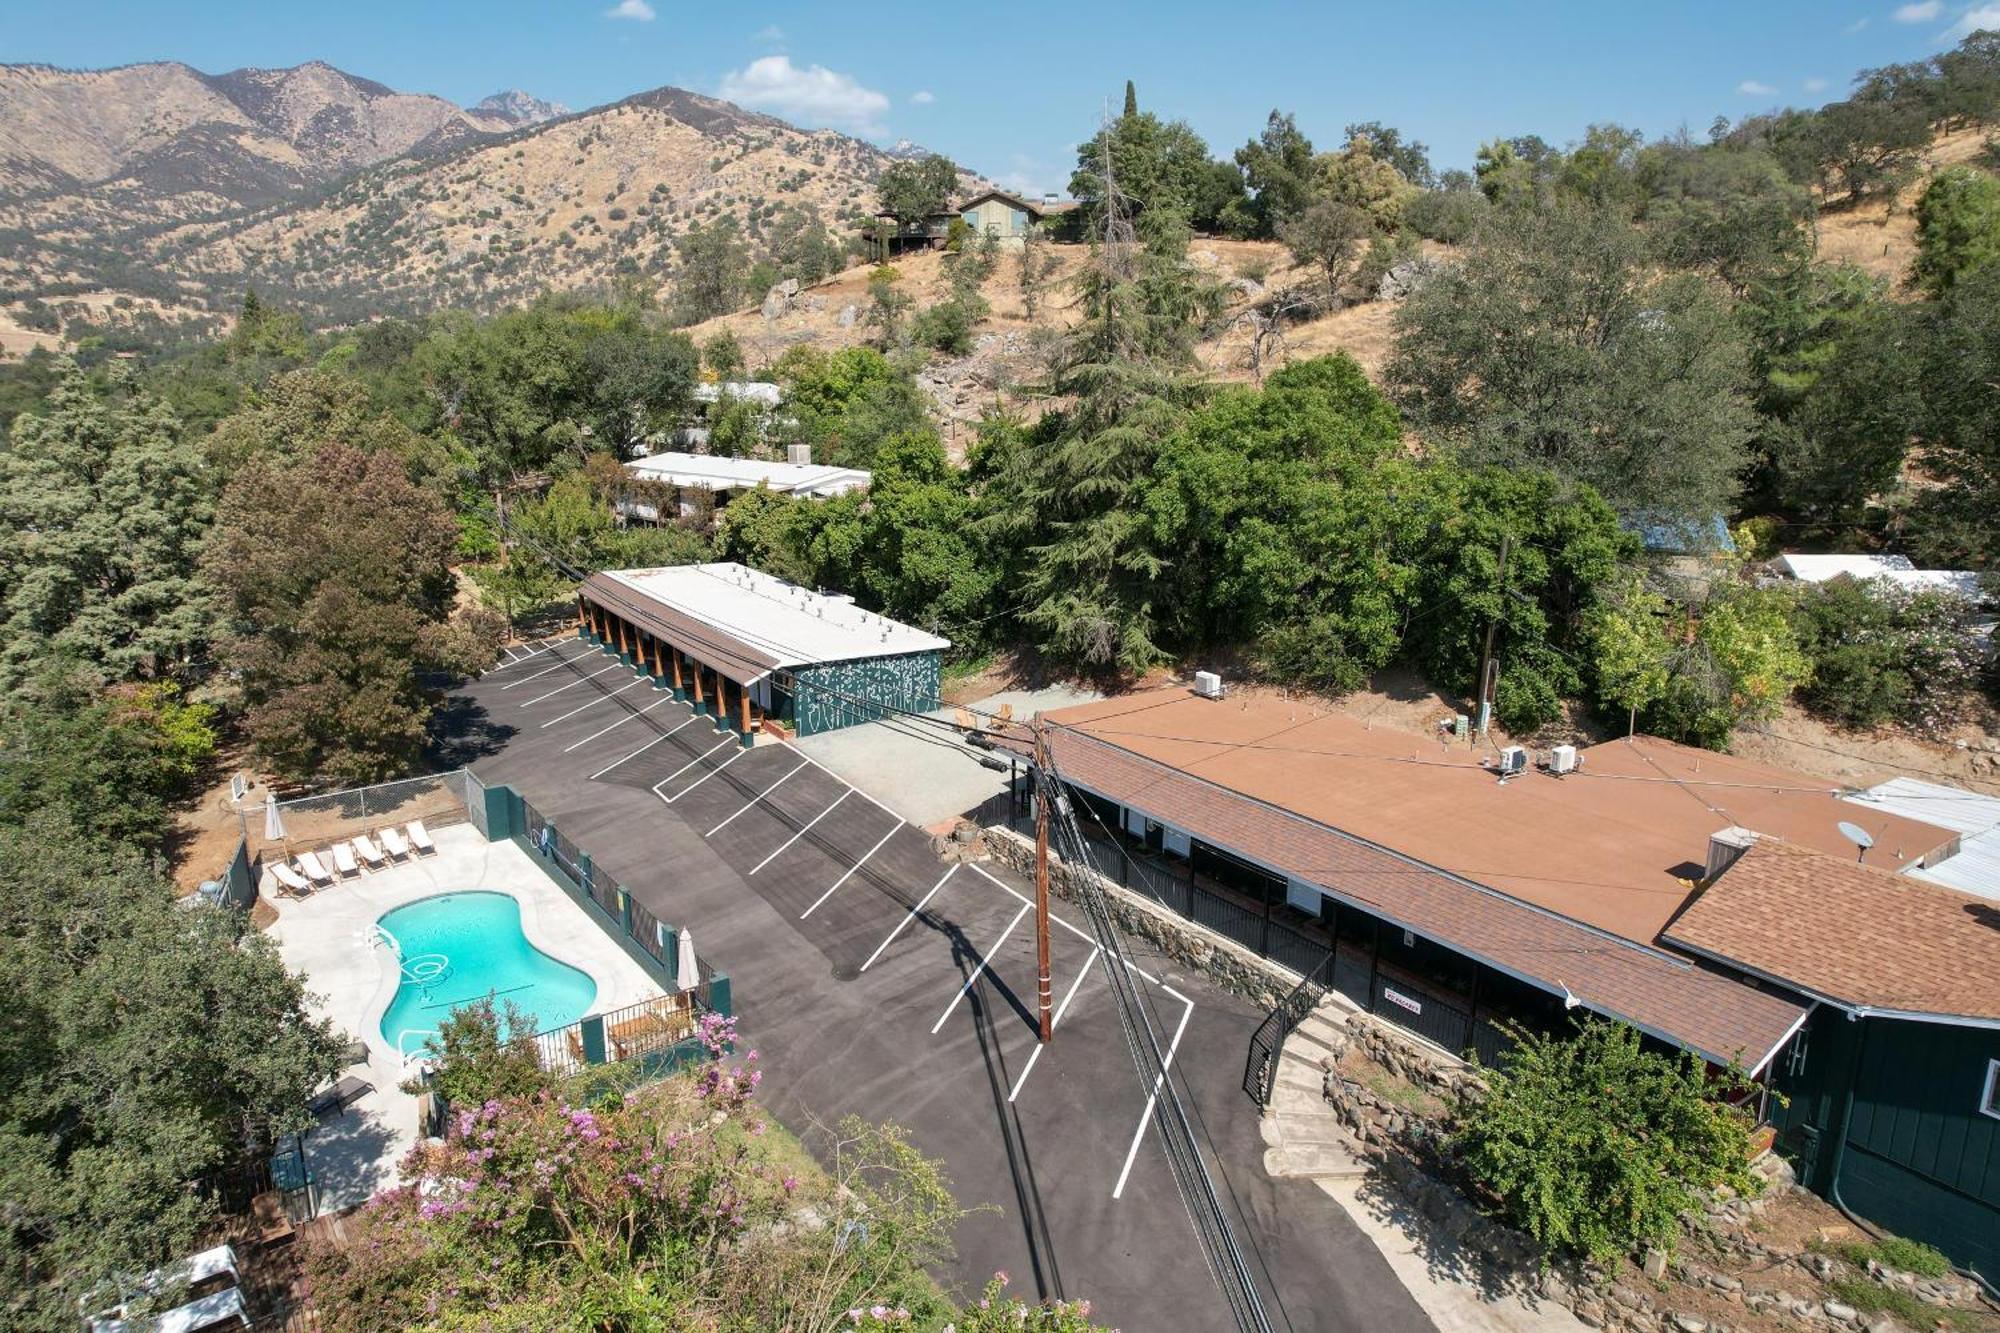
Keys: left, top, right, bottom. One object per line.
{"left": 296, "top": 852, "right": 335, "bottom": 886}
{"left": 352, "top": 835, "right": 386, "bottom": 870}
{"left": 330, "top": 843, "right": 360, "bottom": 878}
{"left": 405, "top": 820, "right": 437, "bottom": 857}
{"left": 270, "top": 864, "right": 312, "bottom": 897}
{"left": 379, "top": 827, "right": 412, "bottom": 861}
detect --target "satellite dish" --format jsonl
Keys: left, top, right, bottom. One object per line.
{"left": 1838, "top": 820, "right": 1875, "bottom": 862}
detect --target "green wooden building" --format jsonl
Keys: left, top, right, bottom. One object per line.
{"left": 1665, "top": 839, "right": 2000, "bottom": 1283}
{"left": 578, "top": 563, "right": 949, "bottom": 743}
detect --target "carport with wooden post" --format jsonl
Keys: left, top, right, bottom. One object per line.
{"left": 574, "top": 563, "right": 950, "bottom": 745}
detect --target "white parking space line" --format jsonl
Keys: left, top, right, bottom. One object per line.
{"left": 860, "top": 864, "right": 958, "bottom": 972}
{"left": 519, "top": 661, "right": 620, "bottom": 704}
{"left": 782, "top": 745, "right": 904, "bottom": 823}
{"left": 657, "top": 740, "right": 748, "bottom": 804}
{"left": 931, "top": 902, "right": 1033, "bottom": 1035}
{"left": 708, "top": 760, "right": 809, "bottom": 836}
{"left": 649, "top": 735, "right": 737, "bottom": 794}
{"left": 563, "top": 692, "right": 674, "bottom": 753}
{"left": 499, "top": 644, "right": 594, "bottom": 687}
{"left": 1111, "top": 984, "right": 1195, "bottom": 1200}
{"left": 541, "top": 677, "right": 641, "bottom": 727}
{"left": 1007, "top": 943, "right": 1103, "bottom": 1103}
{"left": 588, "top": 715, "right": 698, "bottom": 779}
{"left": 492, "top": 636, "right": 569, "bottom": 670}
{"left": 967, "top": 864, "right": 1105, "bottom": 955}
{"left": 796, "top": 808, "right": 900, "bottom": 904}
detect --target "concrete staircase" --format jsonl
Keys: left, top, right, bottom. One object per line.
{"left": 1259, "top": 995, "right": 1369, "bottom": 1182}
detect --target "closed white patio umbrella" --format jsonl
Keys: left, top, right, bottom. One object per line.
{"left": 264, "top": 799, "right": 286, "bottom": 843}
{"left": 675, "top": 927, "right": 699, "bottom": 993}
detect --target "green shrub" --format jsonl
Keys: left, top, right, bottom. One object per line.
{"left": 1875, "top": 1235, "right": 1953, "bottom": 1278}
{"left": 1790, "top": 578, "right": 1983, "bottom": 735}
{"left": 1452, "top": 1018, "right": 1760, "bottom": 1265}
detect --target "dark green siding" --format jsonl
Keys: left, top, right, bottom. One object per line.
{"left": 1773, "top": 1011, "right": 2000, "bottom": 1281}
{"left": 791, "top": 651, "right": 942, "bottom": 736}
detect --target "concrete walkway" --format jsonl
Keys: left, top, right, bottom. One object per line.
{"left": 1261, "top": 998, "right": 1587, "bottom": 1333}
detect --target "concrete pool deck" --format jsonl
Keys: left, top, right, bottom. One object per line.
{"left": 263, "top": 823, "right": 660, "bottom": 1211}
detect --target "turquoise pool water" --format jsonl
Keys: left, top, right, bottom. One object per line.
{"left": 376, "top": 891, "right": 597, "bottom": 1059}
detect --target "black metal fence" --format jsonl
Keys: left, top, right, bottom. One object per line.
{"left": 511, "top": 790, "right": 731, "bottom": 1016}
{"left": 1243, "top": 949, "right": 1335, "bottom": 1108}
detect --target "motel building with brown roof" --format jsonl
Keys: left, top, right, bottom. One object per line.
{"left": 1030, "top": 686, "right": 2000, "bottom": 1279}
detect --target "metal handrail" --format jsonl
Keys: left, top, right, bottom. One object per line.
{"left": 1242, "top": 948, "right": 1336, "bottom": 1110}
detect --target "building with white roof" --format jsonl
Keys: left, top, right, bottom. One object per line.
{"left": 618, "top": 452, "right": 871, "bottom": 526}
{"left": 1844, "top": 776, "right": 2000, "bottom": 902}
{"left": 1774, "top": 553, "right": 1987, "bottom": 603}
{"left": 576, "top": 563, "right": 949, "bottom": 739}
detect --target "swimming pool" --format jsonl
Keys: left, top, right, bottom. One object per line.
{"left": 376, "top": 891, "right": 597, "bottom": 1060}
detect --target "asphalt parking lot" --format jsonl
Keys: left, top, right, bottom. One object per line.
{"left": 454, "top": 636, "right": 1433, "bottom": 1333}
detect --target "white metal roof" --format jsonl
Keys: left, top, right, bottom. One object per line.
{"left": 1844, "top": 776, "right": 2000, "bottom": 901}
{"left": 623, "top": 452, "right": 870, "bottom": 499}
{"left": 605, "top": 562, "right": 949, "bottom": 669}
{"left": 693, "top": 381, "right": 783, "bottom": 406}
{"left": 1774, "top": 553, "right": 1985, "bottom": 602}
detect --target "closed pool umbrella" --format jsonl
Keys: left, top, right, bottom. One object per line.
{"left": 676, "top": 928, "right": 699, "bottom": 993}
{"left": 264, "top": 799, "right": 286, "bottom": 843}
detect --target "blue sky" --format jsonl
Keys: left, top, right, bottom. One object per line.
{"left": 3, "top": 0, "right": 1994, "bottom": 195}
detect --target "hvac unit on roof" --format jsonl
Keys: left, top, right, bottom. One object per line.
{"left": 1496, "top": 745, "right": 1528, "bottom": 778}
{"left": 787, "top": 444, "right": 812, "bottom": 465}
{"left": 1193, "top": 670, "right": 1225, "bottom": 700}
{"left": 1546, "top": 744, "right": 1579, "bottom": 775}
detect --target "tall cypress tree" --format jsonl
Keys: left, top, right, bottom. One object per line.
{"left": 1122, "top": 80, "right": 1138, "bottom": 118}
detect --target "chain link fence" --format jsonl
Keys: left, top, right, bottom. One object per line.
{"left": 245, "top": 771, "right": 470, "bottom": 865}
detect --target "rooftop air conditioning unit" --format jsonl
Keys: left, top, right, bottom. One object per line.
{"left": 1547, "top": 744, "right": 1579, "bottom": 775}
{"left": 1193, "top": 670, "right": 1224, "bottom": 700}
{"left": 1497, "top": 745, "right": 1528, "bottom": 777}
{"left": 787, "top": 444, "right": 812, "bottom": 466}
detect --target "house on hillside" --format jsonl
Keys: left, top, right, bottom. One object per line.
{"left": 873, "top": 190, "right": 1071, "bottom": 256}
{"left": 1009, "top": 682, "right": 1999, "bottom": 1274}
{"left": 1621, "top": 511, "right": 1736, "bottom": 600}
{"left": 1772, "top": 552, "right": 1989, "bottom": 604}
{"left": 957, "top": 189, "right": 1048, "bottom": 249}
{"left": 615, "top": 451, "right": 869, "bottom": 529}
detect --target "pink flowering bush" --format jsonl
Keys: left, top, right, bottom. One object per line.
{"left": 306, "top": 1018, "right": 1107, "bottom": 1329}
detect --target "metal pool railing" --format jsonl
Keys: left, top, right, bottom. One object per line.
{"left": 531, "top": 991, "right": 711, "bottom": 1079}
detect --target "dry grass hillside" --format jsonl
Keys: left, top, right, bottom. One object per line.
{"left": 681, "top": 235, "right": 1442, "bottom": 446}
{"left": 1814, "top": 122, "right": 1992, "bottom": 284}
{"left": 144, "top": 88, "right": 897, "bottom": 324}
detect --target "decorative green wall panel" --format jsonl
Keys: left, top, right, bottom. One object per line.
{"left": 792, "top": 652, "right": 942, "bottom": 735}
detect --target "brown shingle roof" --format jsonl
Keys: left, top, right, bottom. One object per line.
{"left": 1043, "top": 689, "right": 1958, "bottom": 946}
{"left": 1047, "top": 724, "right": 1810, "bottom": 1068}
{"left": 1665, "top": 839, "right": 2000, "bottom": 1022}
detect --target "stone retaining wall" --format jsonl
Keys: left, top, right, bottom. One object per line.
{"left": 982, "top": 825, "right": 1295, "bottom": 1008}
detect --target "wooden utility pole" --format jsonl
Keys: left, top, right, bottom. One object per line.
{"left": 1475, "top": 534, "right": 1512, "bottom": 738}
{"left": 1031, "top": 719, "right": 1054, "bottom": 1044}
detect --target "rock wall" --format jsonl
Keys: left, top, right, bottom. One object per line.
{"left": 982, "top": 825, "right": 1294, "bottom": 1008}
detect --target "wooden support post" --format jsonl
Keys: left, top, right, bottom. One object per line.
{"left": 619, "top": 617, "right": 633, "bottom": 660}
{"left": 690, "top": 659, "right": 706, "bottom": 712}
{"left": 670, "top": 647, "right": 684, "bottom": 695}
{"left": 651, "top": 636, "right": 667, "bottom": 680}
{"left": 576, "top": 598, "right": 588, "bottom": 634}
{"left": 739, "top": 679, "right": 753, "bottom": 737}
{"left": 1032, "top": 721, "right": 1054, "bottom": 1045}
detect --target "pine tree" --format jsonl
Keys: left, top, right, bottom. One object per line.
{"left": 1123, "top": 80, "right": 1138, "bottom": 119}
{"left": 0, "top": 361, "right": 215, "bottom": 693}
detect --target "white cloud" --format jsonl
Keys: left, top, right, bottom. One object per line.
{"left": 716, "top": 56, "right": 890, "bottom": 134}
{"left": 1804, "top": 76, "right": 1830, "bottom": 91}
{"left": 1944, "top": 3, "right": 2000, "bottom": 38}
{"left": 1893, "top": 0, "right": 1941, "bottom": 20}
{"left": 1738, "top": 79, "right": 1778, "bottom": 96}
{"left": 752, "top": 24, "right": 784, "bottom": 42}
{"left": 1845, "top": 16, "right": 1870, "bottom": 31}
{"left": 605, "top": 0, "right": 655, "bottom": 19}
{"left": 910, "top": 89, "right": 935, "bottom": 105}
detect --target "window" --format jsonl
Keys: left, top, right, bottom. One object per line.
{"left": 1982, "top": 1059, "right": 2000, "bottom": 1122}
